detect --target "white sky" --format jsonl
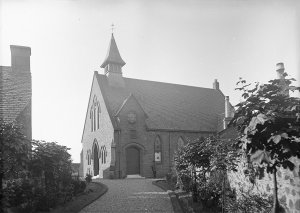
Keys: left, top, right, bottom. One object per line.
{"left": 1, "top": 0, "right": 299, "bottom": 163}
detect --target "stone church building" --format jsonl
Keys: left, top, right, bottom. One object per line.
{"left": 81, "top": 34, "right": 233, "bottom": 179}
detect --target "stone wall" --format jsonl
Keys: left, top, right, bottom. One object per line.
{"left": 227, "top": 156, "right": 300, "bottom": 213}
{"left": 81, "top": 73, "right": 114, "bottom": 178}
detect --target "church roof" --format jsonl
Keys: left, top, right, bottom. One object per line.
{"left": 100, "top": 34, "right": 126, "bottom": 68}
{"left": 96, "top": 74, "right": 226, "bottom": 132}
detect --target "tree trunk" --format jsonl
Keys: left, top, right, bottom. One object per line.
{"left": 0, "top": 172, "right": 3, "bottom": 213}
{"left": 272, "top": 167, "right": 281, "bottom": 213}
{"left": 192, "top": 166, "right": 198, "bottom": 202}
{"left": 222, "top": 175, "right": 225, "bottom": 213}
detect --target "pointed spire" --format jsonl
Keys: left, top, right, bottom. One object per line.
{"left": 100, "top": 34, "right": 126, "bottom": 68}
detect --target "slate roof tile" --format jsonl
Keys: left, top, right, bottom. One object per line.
{"left": 97, "top": 74, "right": 226, "bottom": 132}
{"left": 0, "top": 66, "right": 31, "bottom": 123}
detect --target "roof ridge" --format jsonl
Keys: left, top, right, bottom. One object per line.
{"left": 97, "top": 73, "right": 218, "bottom": 91}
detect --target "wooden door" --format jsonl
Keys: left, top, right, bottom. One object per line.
{"left": 126, "top": 147, "right": 140, "bottom": 175}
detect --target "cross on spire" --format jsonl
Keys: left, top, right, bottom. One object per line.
{"left": 111, "top": 23, "right": 115, "bottom": 34}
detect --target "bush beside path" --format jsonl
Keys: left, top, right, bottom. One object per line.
{"left": 48, "top": 181, "right": 108, "bottom": 213}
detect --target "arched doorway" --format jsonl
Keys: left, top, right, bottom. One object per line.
{"left": 93, "top": 145, "right": 99, "bottom": 176}
{"left": 126, "top": 147, "right": 140, "bottom": 175}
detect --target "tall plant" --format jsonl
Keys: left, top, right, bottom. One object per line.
{"left": 0, "top": 122, "right": 30, "bottom": 211}
{"left": 30, "top": 140, "right": 73, "bottom": 209}
{"left": 174, "top": 138, "right": 212, "bottom": 200}
{"left": 230, "top": 74, "right": 300, "bottom": 213}
{"left": 0, "top": 122, "right": 30, "bottom": 180}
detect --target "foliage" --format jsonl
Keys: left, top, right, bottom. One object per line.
{"left": 224, "top": 189, "right": 273, "bottom": 213}
{"left": 29, "top": 140, "right": 73, "bottom": 210}
{"left": 229, "top": 73, "right": 300, "bottom": 212}
{"left": 174, "top": 136, "right": 239, "bottom": 208}
{"left": 85, "top": 173, "right": 92, "bottom": 183}
{"left": 174, "top": 137, "right": 212, "bottom": 184}
{"left": 0, "top": 122, "right": 31, "bottom": 212}
{"left": 30, "top": 140, "right": 72, "bottom": 184}
{"left": 71, "top": 179, "right": 86, "bottom": 195}
{"left": 0, "top": 122, "right": 30, "bottom": 180}
{"left": 230, "top": 75, "right": 300, "bottom": 172}
{"left": 165, "top": 172, "right": 177, "bottom": 190}
{"left": 3, "top": 178, "right": 37, "bottom": 212}
{"left": 198, "top": 174, "right": 222, "bottom": 205}
{"left": 1, "top": 125, "right": 75, "bottom": 212}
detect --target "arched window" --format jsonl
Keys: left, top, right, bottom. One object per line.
{"left": 98, "top": 105, "right": 100, "bottom": 128}
{"left": 93, "top": 109, "right": 95, "bottom": 131}
{"left": 90, "top": 109, "right": 93, "bottom": 131}
{"left": 154, "top": 136, "right": 162, "bottom": 163}
{"left": 86, "top": 151, "right": 89, "bottom": 165}
{"left": 90, "top": 96, "right": 101, "bottom": 132}
{"left": 86, "top": 149, "right": 92, "bottom": 165}
{"left": 100, "top": 146, "right": 107, "bottom": 164}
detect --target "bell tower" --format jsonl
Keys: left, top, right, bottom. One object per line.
{"left": 101, "top": 33, "right": 126, "bottom": 87}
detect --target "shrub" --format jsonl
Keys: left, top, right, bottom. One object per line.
{"left": 166, "top": 172, "right": 178, "bottom": 190}
{"left": 179, "top": 173, "right": 193, "bottom": 192}
{"left": 166, "top": 172, "right": 172, "bottom": 183}
{"left": 197, "top": 172, "right": 223, "bottom": 209}
{"left": 230, "top": 74, "right": 300, "bottom": 212}
{"left": 3, "top": 178, "right": 42, "bottom": 212}
{"left": 1, "top": 124, "right": 76, "bottom": 212}
{"left": 85, "top": 173, "right": 92, "bottom": 183}
{"left": 71, "top": 179, "right": 86, "bottom": 195}
{"left": 224, "top": 190, "right": 273, "bottom": 213}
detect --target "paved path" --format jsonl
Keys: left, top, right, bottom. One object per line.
{"left": 80, "top": 179, "right": 174, "bottom": 213}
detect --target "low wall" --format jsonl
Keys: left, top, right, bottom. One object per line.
{"left": 227, "top": 156, "right": 300, "bottom": 213}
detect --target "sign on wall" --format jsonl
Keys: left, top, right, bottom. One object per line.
{"left": 155, "top": 152, "right": 161, "bottom": 162}
{"left": 154, "top": 136, "right": 162, "bottom": 163}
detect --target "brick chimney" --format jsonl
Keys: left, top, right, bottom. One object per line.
{"left": 276, "top": 62, "right": 285, "bottom": 80}
{"left": 276, "top": 62, "right": 289, "bottom": 96}
{"left": 213, "top": 79, "right": 219, "bottom": 90}
{"left": 223, "top": 96, "right": 232, "bottom": 129}
{"left": 10, "top": 45, "right": 31, "bottom": 72}
{"left": 10, "top": 45, "right": 32, "bottom": 140}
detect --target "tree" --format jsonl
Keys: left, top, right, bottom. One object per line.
{"left": 0, "top": 123, "right": 75, "bottom": 212}
{"left": 175, "top": 135, "right": 240, "bottom": 211}
{"left": 30, "top": 140, "right": 72, "bottom": 185}
{"left": 0, "top": 122, "right": 30, "bottom": 211}
{"left": 174, "top": 137, "right": 212, "bottom": 201}
{"left": 229, "top": 74, "right": 300, "bottom": 213}
{"left": 30, "top": 140, "right": 73, "bottom": 209}
{"left": 0, "top": 122, "right": 30, "bottom": 179}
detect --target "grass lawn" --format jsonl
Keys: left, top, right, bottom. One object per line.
{"left": 46, "top": 181, "right": 108, "bottom": 213}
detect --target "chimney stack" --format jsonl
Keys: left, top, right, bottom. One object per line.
{"left": 213, "top": 79, "right": 219, "bottom": 90}
{"left": 276, "top": 62, "right": 285, "bottom": 80}
{"left": 223, "top": 96, "right": 232, "bottom": 129}
{"left": 276, "top": 62, "right": 289, "bottom": 96}
{"left": 225, "top": 96, "right": 230, "bottom": 118}
{"left": 10, "top": 45, "right": 31, "bottom": 71}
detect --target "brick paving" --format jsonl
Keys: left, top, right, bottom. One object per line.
{"left": 80, "top": 179, "right": 174, "bottom": 213}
